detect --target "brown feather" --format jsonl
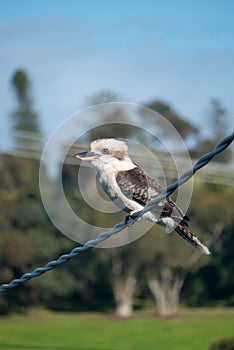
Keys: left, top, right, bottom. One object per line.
{"left": 116, "top": 167, "right": 189, "bottom": 226}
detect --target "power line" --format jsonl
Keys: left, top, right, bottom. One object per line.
{"left": 1, "top": 132, "right": 234, "bottom": 186}
{"left": 0, "top": 132, "right": 233, "bottom": 292}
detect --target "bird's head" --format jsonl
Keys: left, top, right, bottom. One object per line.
{"left": 75, "top": 138, "right": 130, "bottom": 167}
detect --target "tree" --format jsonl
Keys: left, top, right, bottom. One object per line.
{"left": 142, "top": 99, "right": 199, "bottom": 141}
{"left": 97, "top": 244, "right": 143, "bottom": 318}
{"left": 11, "top": 69, "right": 42, "bottom": 149}
{"left": 194, "top": 98, "right": 232, "bottom": 163}
{"left": 144, "top": 174, "right": 234, "bottom": 317}
{"left": 62, "top": 158, "right": 142, "bottom": 317}
{"left": 84, "top": 90, "right": 138, "bottom": 141}
{"left": 208, "top": 98, "right": 228, "bottom": 141}
{"left": 144, "top": 219, "right": 225, "bottom": 317}
{"left": 209, "top": 337, "right": 234, "bottom": 350}
{"left": 0, "top": 70, "right": 58, "bottom": 314}
{"left": 86, "top": 89, "right": 119, "bottom": 106}
{"left": 71, "top": 95, "right": 227, "bottom": 317}
{"left": 182, "top": 184, "right": 234, "bottom": 306}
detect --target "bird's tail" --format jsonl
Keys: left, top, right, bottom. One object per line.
{"left": 175, "top": 224, "right": 211, "bottom": 255}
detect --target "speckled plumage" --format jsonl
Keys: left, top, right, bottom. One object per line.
{"left": 116, "top": 167, "right": 190, "bottom": 227}
{"left": 76, "top": 138, "right": 210, "bottom": 254}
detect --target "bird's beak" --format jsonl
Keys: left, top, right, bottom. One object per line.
{"left": 75, "top": 151, "right": 100, "bottom": 162}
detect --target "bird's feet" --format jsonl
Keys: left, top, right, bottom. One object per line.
{"left": 124, "top": 210, "right": 140, "bottom": 225}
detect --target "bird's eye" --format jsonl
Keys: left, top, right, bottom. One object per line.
{"left": 101, "top": 148, "right": 110, "bottom": 154}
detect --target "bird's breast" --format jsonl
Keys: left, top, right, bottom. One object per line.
{"left": 97, "top": 171, "right": 118, "bottom": 201}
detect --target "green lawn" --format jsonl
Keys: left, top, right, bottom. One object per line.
{"left": 0, "top": 308, "right": 233, "bottom": 350}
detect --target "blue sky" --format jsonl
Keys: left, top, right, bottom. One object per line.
{"left": 1, "top": 0, "right": 234, "bottom": 147}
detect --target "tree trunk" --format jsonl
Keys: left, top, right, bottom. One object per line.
{"left": 148, "top": 267, "right": 184, "bottom": 317}
{"left": 147, "top": 223, "right": 224, "bottom": 317}
{"left": 112, "top": 274, "right": 137, "bottom": 318}
{"left": 110, "top": 253, "right": 137, "bottom": 318}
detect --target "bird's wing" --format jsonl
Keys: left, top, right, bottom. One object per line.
{"left": 116, "top": 167, "right": 211, "bottom": 254}
{"left": 116, "top": 167, "right": 189, "bottom": 226}
{"left": 116, "top": 167, "right": 162, "bottom": 206}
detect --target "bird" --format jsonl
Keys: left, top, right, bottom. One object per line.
{"left": 75, "top": 138, "right": 210, "bottom": 255}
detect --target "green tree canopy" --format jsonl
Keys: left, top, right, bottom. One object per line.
{"left": 11, "top": 69, "right": 42, "bottom": 149}
{"left": 144, "top": 99, "right": 199, "bottom": 141}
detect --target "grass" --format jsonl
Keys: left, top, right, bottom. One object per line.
{"left": 0, "top": 308, "right": 233, "bottom": 350}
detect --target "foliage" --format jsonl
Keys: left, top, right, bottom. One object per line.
{"left": 181, "top": 184, "right": 234, "bottom": 307}
{"left": 143, "top": 99, "right": 199, "bottom": 141}
{"left": 209, "top": 337, "right": 234, "bottom": 350}
{"left": 10, "top": 69, "right": 42, "bottom": 151}
{"left": 192, "top": 98, "right": 232, "bottom": 163}
{"left": 0, "top": 75, "right": 233, "bottom": 315}
{"left": 86, "top": 89, "right": 119, "bottom": 105}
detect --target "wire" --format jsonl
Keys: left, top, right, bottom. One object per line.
{"left": 0, "top": 132, "right": 233, "bottom": 292}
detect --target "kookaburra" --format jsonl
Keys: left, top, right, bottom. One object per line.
{"left": 76, "top": 138, "right": 210, "bottom": 255}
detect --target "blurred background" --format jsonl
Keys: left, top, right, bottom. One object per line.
{"left": 0, "top": 1, "right": 234, "bottom": 349}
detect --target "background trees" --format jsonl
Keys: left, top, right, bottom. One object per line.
{"left": 0, "top": 69, "right": 233, "bottom": 316}
{"left": 11, "top": 69, "right": 42, "bottom": 152}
